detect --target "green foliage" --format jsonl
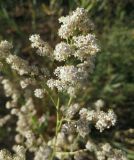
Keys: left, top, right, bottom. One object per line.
{"left": 91, "top": 25, "right": 134, "bottom": 104}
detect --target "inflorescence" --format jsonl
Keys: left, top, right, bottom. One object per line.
{"left": 0, "top": 8, "right": 127, "bottom": 160}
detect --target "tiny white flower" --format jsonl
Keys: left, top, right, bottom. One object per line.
{"left": 34, "top": 88, "right": 44, "bottom": 99}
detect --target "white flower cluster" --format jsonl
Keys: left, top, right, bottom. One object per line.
{"left": 0, "top": 115, "right": 11, "bottom": 127}
{"left": 2, "top": 79, "right": 20, "bottom": 109}
{"left": 95, "top": 110, "right": 117, "bottom": 132}
{"left": 47, "top": 65, "right": 79, "bottom": 91}
{"left": 13, "top": 145, "right": 26, "bottom": 160}
{"left": 54, "top": 42, "right": 73, "bottom": 61}
{"left": 1, "top": 78, "right": 44, "bottom": 152}
{"left": 47, "top": 63, "right": 92, "bottom": 96}
{"left": 94, "top": 99, "right": 105, "bottom": 110}
{"left": 34, "top": 143, "right": 52, "bottom": 160}
{"left": 54, "top": 65, "right": 79, "bottom": 84}
{"left": 0, "top": 8, "right": 125, "bottom": 160}
{"left": 0, "top": 40, "right": 12, "bottom": 59}
{"left": 7, "top": 97, "right": 43, "bottom": 152}
{"left": 6, "top": 55, "right": 30, "bottom": 75}
{"left": 60, "top": 101, "right": 116, "bottom": 138}
{"left": 47, "top": 8, "right": 100, "bottom": 96}
{"left": 29, "top": 34, "right": 53, "bottom": 57}
{"left": 58, "top": 8, "right": 94, "bottom": 39}
{"left": 66, "top": 103, "right": 81, "bottom": 119}
{"left": 0, "top": 145, "right": 26, "bottom": 160}
{"left": 2, "top": 79, "right": 15, "bottom": 97}
{"left": 79, "top": 108, "right": 117, "bottom": 133}
{"left": 73, "top": 34, "right": 100, "bottom": 60}
{"left": 86, "top": 141, "right": 127, "bottom": 160}
{"left": 34, "top": 88, "right": 45, "bottom": 99}
{"left": 20, "top": 78, "right": 36, "bottom": 89}
{"left": 0, "top": 41, "right": 44, "bottom": 77}
{"left": 0, "top": 8, "right": 98, "bottom": 98}
{"left": 16, "top": 98, "right": 39, "bottom": 151}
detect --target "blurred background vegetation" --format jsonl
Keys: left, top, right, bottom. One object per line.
{"left": 0, "top": 0, "right": 133, "bottom": 159}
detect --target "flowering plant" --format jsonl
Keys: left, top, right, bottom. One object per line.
{"left": 0, "top": 8, "right": 127, "bottom": 160}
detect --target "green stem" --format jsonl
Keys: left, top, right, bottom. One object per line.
{"left": 68, "top": 96, "right": 73, "bottom": 106}
{"left": 51, "top": 96, "right": 73, "bottom": 159}
{"left": 56, "top": 149, "right": 88, "bottom": 156}
{"left": 42, "top": 85, "right": 57, "bottom": 108}
{"left": 51, "top": 97, "right": 60, "bottom": 159}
